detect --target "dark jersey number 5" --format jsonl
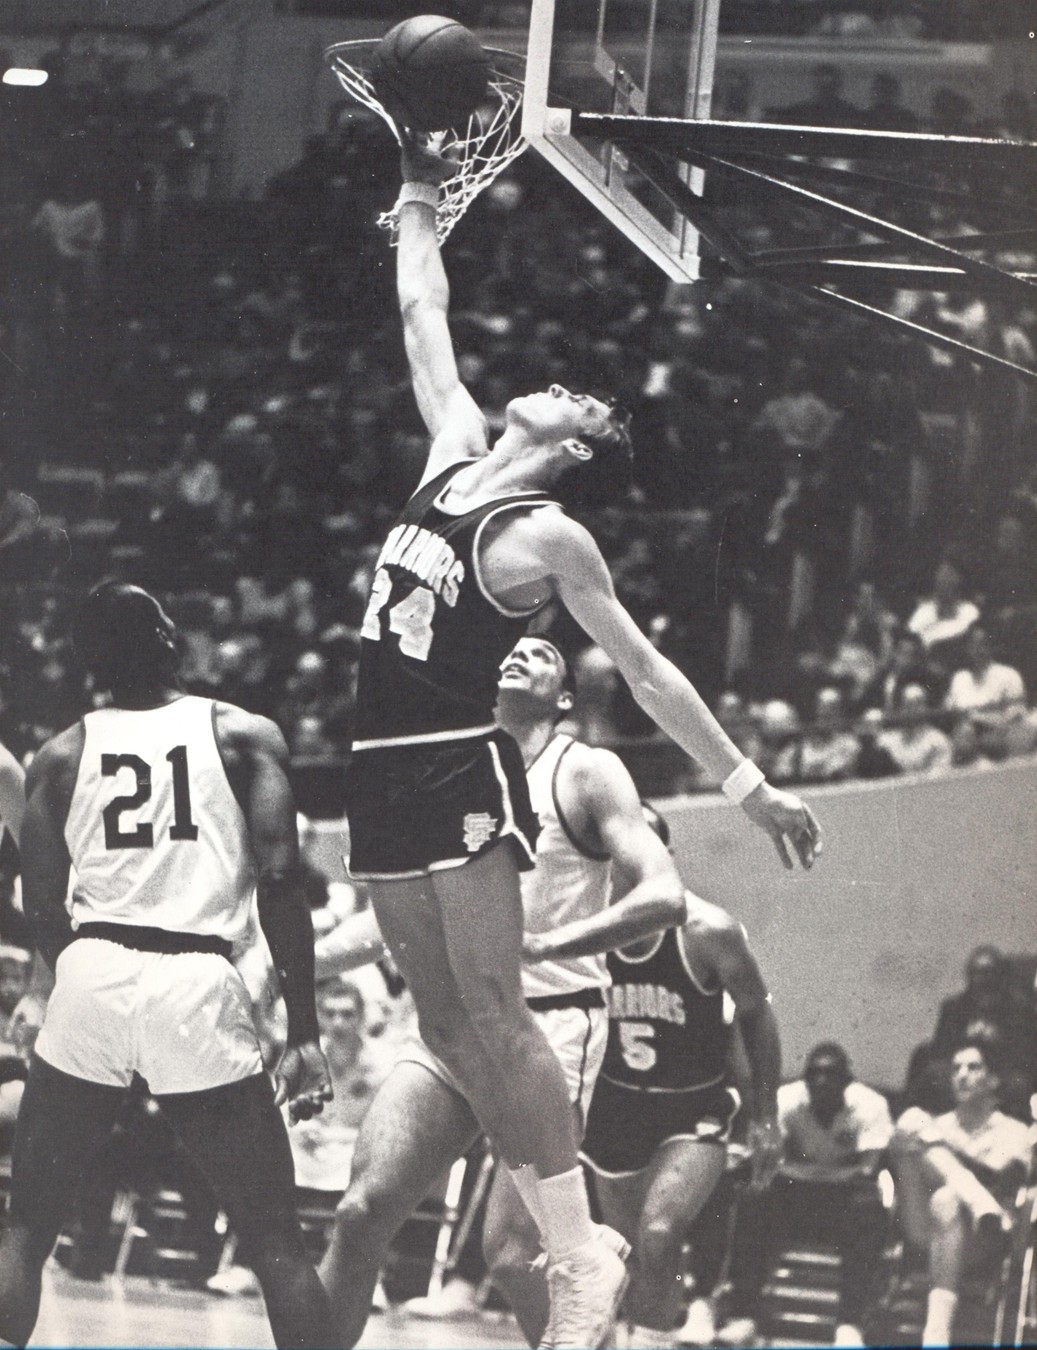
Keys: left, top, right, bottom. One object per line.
{"left": 101, "top": 747, "right": 200, "bottom": 850}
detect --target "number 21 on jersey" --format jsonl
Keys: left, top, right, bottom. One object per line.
{"left": 361, "top": 570, "right": 435, "bottom": 661}
{"left": 102, "top": 746, "right": 198, "bottom": 849}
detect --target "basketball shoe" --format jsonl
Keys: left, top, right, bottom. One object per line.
{"left": 538, "top": 1223, "right": 631, "bottom": 1348}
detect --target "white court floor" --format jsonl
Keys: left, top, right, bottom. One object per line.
{"left": 32, "top": 1266, "right": 529, "bottom": 1350}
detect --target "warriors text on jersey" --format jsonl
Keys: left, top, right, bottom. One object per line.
{"left": 601, "top": 926, "right": 728, "bottom": 1092}
{"left": 521, "top": 734, "right": 612, "bottom": 1001}
{"left": 353, "top": 462, "right": 557, "bottom": 745}
{"left": 63, "top": 696, "right": 255, "bottom": 940}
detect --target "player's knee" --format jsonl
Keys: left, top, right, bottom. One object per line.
{"left": 332, "top": 1180, "right": 396, "bottom": 1246}
{"left": 929, "top": 1185, "right": 965, "bottom": 1229}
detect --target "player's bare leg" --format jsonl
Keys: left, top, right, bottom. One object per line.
{"left": 319, "top": 1062, "right": 480, "bottom": 1348}
{"left": 596, "top": 1140, "right": 726, "bottom": 1342}
{"left": 369, "top": 845, "right": 580, "bottom": 1176}
{"left": 369, "top": 843, "right": 629, "bottom": 1347}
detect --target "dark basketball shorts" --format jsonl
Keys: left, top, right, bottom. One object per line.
{"left": 580, "top": 1074, "right": 741, "bottom": 1177}
{"left": 344, "top": 728, "right": 539, "bottom": 881}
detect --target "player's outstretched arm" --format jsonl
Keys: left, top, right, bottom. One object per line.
{"left": 0, "top": 741, "right": 25, "bottom": 849}
{"left": 219, "top": 705, "right": 332, "bottom": 1122}
{"left": 396, "top": 139, "right": 488, "bottom": 481}
{"left": 531, "top": 511, "right": 822, "bottom": 869}
{"left": 524, "top": 746, "right": 685, "bottom": 962}
{"left": 19, "top": 735, "right": 77, "bottom": 972}
{"left": 693, "top": 904, "right": 783, "bottom": 1188}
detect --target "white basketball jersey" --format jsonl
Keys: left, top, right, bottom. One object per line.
{"left": 64, "top": 696, "right": 256, "bottom": 939}
{"left": 521, "top": 735, "right": 612, "bottom": 1000}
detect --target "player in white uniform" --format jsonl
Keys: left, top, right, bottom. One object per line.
{"left": 1, "top": 582, "right": 334, "bottom": 1350}
{"left": 314, "top": 634, "right": 687, "bottom": 1347}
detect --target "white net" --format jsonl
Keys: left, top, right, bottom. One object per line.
{"left": 325, "top": 42, "right": 528, "bottom": 246}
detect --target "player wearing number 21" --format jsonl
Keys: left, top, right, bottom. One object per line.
{"left": 341, "top": 137, "right": 822, "bottom": 1349}
{"left": 0, "top": 582, "right": 335, "bottom": 1350}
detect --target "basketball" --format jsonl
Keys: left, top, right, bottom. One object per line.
{"left": 370, "top": 15, "right": 490, "bottom": 133}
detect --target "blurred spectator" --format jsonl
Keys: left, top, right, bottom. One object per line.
{"left": 907, "top": 559, "right": 981, "bottom": 669}
{"left": 151, "top": 70, "right": 224, "bottom": 200}
{"left": 891, "top": 1037, "right": 1032, "bottom": 1346}
{"left": 828, "top": 580, "right": 900, "bottom": 706}
{"left": 944, "top": 623, "right": 1031, "bottom": 764}
{"left": 750, "top": 355, "right": 839, "bottom": 460}
{"left": 754, "top": 699, "right": 803, "bottom": 783}
{"left": 862, "top": 629, "right": 944, "bottom": 713}
{"left": 766, "top": 63, "right": 863, "bottom": 128}
{"left": 905, "top": 945, "right": 1037, "bottom": 1119}
{"left": 32, "top": 174, "right": 105, "bottom": 310}
{"left": 859, "top": 73, "right": 920, "bottom": 132}
{"left": 853, "top": 707, "right": 902, "bottom": 779}
{"left": 877, "top": 683, "right": 953, "bottom": 775}
{"left": 723, "top": 1042, "right": 893, "bottom": 1349}
{"left": 772, "top": 686, "right": 860, "bottom": 784}
{"left": 288, "top": 978, "right": 387, "bottom": 1193}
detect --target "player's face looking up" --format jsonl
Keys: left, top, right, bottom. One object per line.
{"left": 497, "top": 638, "right": 573, "bottom": 716}
{"left": 506, "top": 384, "right": 615, "bottom": 449}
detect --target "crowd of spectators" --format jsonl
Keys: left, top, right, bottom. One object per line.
{"left": 2, "top": 36, "right": 1037, "bottom": 801}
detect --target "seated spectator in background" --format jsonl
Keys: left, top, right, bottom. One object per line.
{"left": 722, "top": 1042, "right": 893, "bottom": 1349}
{"left": 772, "top": 685, "right": 860, "bottom": 784}
{"left": 859, "top": 73, "right": 920, "bottom": 131}
{"left": 892, "top": 1038, "right": 1032, "bottom": 1347}
{"left": 944, "top": 623, "right": 1032, "bottom": 764}
{"left": 828, "top": 580, "right": 900, "bottom": 706}
{"left": 906, "top": 945, "right": 1037, "bottom": 1119}
{"left": 878, "top": 683, "right": 953, "bottom": 775}
{"left": 853, "top": 708, "right": 902, "bottom": 779}
{"left": 31, "top": 173, "right": 105, "bottom": 310}
{"left": 754, "top": 699, "right": 803, "bottom": 784}
{"left": 863, "top": 629, "right": 944, "bottom": 714}
{"left": 907, "top": 560, "right": 981, "bottom": 668}
{"left": 289, "top": 979, "right": 386, "bottom": 1195}
{"left": 750, "top": 355, "right": 839, "bottom": 461}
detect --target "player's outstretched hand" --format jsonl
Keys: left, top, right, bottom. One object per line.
{"left": 400, "top": 132, "right": 458, "bottom": 187}
{"left": 274, "top": 1040, "right": 334, "bottom": 1124}
{"left": 747, "top": 1118, "right": 782, "bottom": 1191}
{"left": 740, "top": 782, "right": 822, "bottom": 870}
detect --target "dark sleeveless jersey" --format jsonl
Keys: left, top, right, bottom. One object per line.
{"left": 601, "top": 926, "right": 729, "bottom": 1093}
{"left": 352, "top": 462, "right": 557, "bottom": 744}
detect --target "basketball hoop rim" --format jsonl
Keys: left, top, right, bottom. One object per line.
{"left": 323, "top": 39, "right": 527, "bottom": 84}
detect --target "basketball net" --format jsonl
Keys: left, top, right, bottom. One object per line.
{"left": 325, "top": 42, "right": 527, "bottom": 246}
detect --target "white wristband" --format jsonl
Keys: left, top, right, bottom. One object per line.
{"left": 397, "top": 181, "right": 439, "bottom": 210}
{"left": 721, "top": 759, "right": 766, "bottom": 804}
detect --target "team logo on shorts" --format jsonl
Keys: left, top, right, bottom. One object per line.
{"left": 463, "top": 812, "right": 498, "bottom": 852}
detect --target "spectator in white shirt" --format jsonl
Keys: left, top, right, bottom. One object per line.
{"left": 907, "top": 560, "right": 981, "bottom": 660}
{"left": 722, "top": 1042, "right": 893, "bottom": 1348}
{"left": 879, "top": 683, "right": 953, "bottom": 775}
{"left": 892, "top": 1037, "right": 1032, "bottom": 1346}
{"left": 944, "top": 624, "right": 1031, "bottom": 763}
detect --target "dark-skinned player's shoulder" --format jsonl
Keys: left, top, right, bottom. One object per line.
{"left": 212, "top": 702, "right": 290, "bottom": 762}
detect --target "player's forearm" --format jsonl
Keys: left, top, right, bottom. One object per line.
{"left": 737, "top": 1000, "right": 781, "bottom": 1123}
{"left": 629, "top": 654, "right": 748, "bottom": 783}
{"left": 397, "top": 200, "right": 449, "bottom": 318}
{"left": 313, "top": 908, "right": 386, "bottom": 981}
{"left": 525, "top": 879, "right": 686, "bottom": 963}
{"left": 256, "top": 872, "right": 320, "bottom": 1045}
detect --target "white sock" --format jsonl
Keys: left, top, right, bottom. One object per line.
{"left": 922, "top": 1287, "right": 958, "bottom": 1346}
{"left": 535, "top": 1166, "right": 596, "bottom": 1259}
{"left": 508, "top": 1163, "right": 546, "bottom": 1237}
{"left": 627, "top": 1324, "right": 675, "bottom": 1348}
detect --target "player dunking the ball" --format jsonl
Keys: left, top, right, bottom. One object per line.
{"left": 343, "top": 137, "right": 822, "bottom": 1350}
{"left": 0, "top": 583, "right": 334, "bottom": 1350}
